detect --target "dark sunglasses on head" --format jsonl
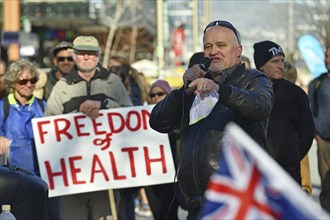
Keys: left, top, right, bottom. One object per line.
{"left": 149, "top": 92, "right": 166, "bottom": 98}
{"left": 16, "top": 77, "right": 38, "bottom": 85}
{"left": 203, "top": 20, "right": 241, "bottom": 44}
{"left": 57, "top": 56, "right": 74, "bottom": 62}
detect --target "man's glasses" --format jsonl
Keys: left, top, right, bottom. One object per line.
{"left": 16, "top": 77, "right": 38, "bottom": 85}
{"left": 149, "top": 92, "right": 165, "bottom": 98}
{"left": 57, "top": 56, "right": 74, "bottom": 62}
{"left": 203, "top": 20, "right": 241, "bottom": 44}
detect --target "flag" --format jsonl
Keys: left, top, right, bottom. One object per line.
{"left": 198, "top": 122, "right": 329, "bottom": 220}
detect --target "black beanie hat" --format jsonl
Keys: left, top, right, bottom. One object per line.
{"left": 253, "top": 40, "right": 285, "bottom": 70}
{"left": 188, "top": 52, "right": 204, "bottom": 68}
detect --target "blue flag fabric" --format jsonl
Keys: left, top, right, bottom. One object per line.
{"left": 198, "top": 123, "right": 329, "bottom": 220}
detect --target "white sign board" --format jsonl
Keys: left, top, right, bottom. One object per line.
{"left": 32, "top": 105, "right": 176, "bottom": 197}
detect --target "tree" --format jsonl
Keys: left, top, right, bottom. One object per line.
{"left": 91, "top": 0, "right": 144, "bottom": 67}
{"left": 299, "top": 0, "right": 330, "bottom": 47}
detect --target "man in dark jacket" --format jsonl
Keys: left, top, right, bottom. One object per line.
{"left": 149, "top": 20, "right": 274, "bottom": 219}
{"left": 253, "top": 40, "right": 315, "bottom": 185}
{"left": 308, "top": 45, "right": 330, "bottom": 189}
{"left": 44, "top": 41, "right": 74, "bottom": 100}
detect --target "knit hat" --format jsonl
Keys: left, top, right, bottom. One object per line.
{"left": 73, "top": 36, "right": 100, "bottom": 51}
{"left": 253, "top": 40, "right": 285, "bottom": 70}
{"left": 53, "top": 41, "right": 73, "bottom": 56}
{"left": 150, "top": 80, "right": 171, "bottom": 95}
{"left": 188, "top": 52, "right": 204, "bottom": 68}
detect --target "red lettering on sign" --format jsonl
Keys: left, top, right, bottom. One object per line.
{"left": 126, "top": 111, "right": 140, "bottom": 131}
{"left": 122, "top": 147, "right": 139, "bottom": 177}
{"left": 107, "top": 112, "right": 125, "bottom": 133}
{"left": 90, "top": 154, "right": 110, "bottom": 183}
{"left": 144, "top": 145, "right": 167, "bottom": 175}
{"left": 109, "top": 151, "right": 126, "bottom": 180}
{"left": 69, "top": 156, "right": 86, "bottom": 185}
{"left": 37, "top": 120, "right": 50, "bottom": 144}
{"left": 92, "top": 113, "right": 107, "bottom": 135}
{"left": 45, "top": 159, "right": 69, "bottom": 190}
{"left": 54, "top": 118, "right": 73, "bottom": 142}
{"left": 141, "top": 109, "right": 150, "bottom": 130}
{"left": 74, "top": 115, "right": 89, "bottom": 136}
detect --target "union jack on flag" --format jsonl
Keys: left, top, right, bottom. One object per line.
{"left": 198, "top": 123, "right": 329, "bottom": 220}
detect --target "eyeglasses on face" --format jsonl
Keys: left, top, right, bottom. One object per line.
{"left": 16, "top": 77, "right": 38, "bottom": 85}
{"left": 57, "top": 56, "right": 74, "bottom": 62}
{"left": 149, "top": 92, "right": 166, "bottom": 98}
{"left": 203, "top": 20, "right": 241, "bottom": 44}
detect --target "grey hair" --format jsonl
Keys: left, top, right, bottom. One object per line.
{"left": 4, "top": 59, "right": 39, "bottom": 92}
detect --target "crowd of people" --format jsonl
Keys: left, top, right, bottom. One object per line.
{"left": 0, "top": 19, "right": 329, "bottom": 220}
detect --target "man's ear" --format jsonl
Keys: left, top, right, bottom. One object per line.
{"left": 237, "top": 45, "right": 243, "bottom": 58}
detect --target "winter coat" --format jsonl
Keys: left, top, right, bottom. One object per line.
{"left": 44, "top": 64, "right": 132, "bottom": 116}
{"left": 149, "top": 64, "right": 274, "bottom": 207}
{"left": 267, "top": 79, "right": 314, "bottom": 184}
{"left": 0, "top": 93, "right": 46, "bottom": 175}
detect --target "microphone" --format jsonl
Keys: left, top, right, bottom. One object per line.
{"left": 199, "top": 57, "right": 211, "bottom": 71}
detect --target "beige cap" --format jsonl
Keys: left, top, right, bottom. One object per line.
{"left": 73, "top": 36, "right": 100, "bottom": 51}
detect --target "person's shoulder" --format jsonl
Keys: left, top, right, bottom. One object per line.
{"left": 280, "top": 79, "right": 307, "bottom": 95}
{"left": 310, "top": 72, "right": 328, "bottom": 84}
{"left": 244, "top": 68, "right": 269, "bottom": 82}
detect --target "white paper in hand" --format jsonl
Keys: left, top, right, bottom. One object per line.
{"left": 189, "top": 90, "right": 219, "bottom": 125}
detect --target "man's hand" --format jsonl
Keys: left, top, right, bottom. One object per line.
{"left": 189, "top": 78, "right": 220, "bottom": 97}
{"left": 183, "top": 65, "right": 207, "bottom": 94}
{"left": 79, "top": 100, "right": 101, "bottom": 119}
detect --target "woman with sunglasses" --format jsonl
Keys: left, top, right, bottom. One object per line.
{"left": 0, "top": 59, "right": 46, "bottom": 175}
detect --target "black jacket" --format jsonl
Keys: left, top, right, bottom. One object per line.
{"left": 149, "top": 64, "right": 274, "bottom": 206}
{"left": 267, "top": 79, "right": 314, "bottom": 184}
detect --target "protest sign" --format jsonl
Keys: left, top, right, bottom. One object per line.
{"left": 32, "top": 105, "right": 176, "bottom": 197}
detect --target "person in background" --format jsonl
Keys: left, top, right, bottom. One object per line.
{"left": 108, "top": 55, "right": 149, "bottom": 106}
{"left": 319, "top": 170, "right": 330, "bottom": 213}
{"left": 145, "top": 79, "right": 180, "bottom": 220}
{"left": 0, "top": 59, "right": 46, "bottom": 174}
{"left": 108, "top": 55, "right": 151, "bottom": 220}
{"left": 187, "top": 52, "right": 204, "bottom": 69}
{"left": 44, "top": 41, "right": 74, "bottom": 100}
{"left": 253, "top": 40, "right": 314, "bottom": 185}
{"left": 308, "top": 45, "right": 330, "bottom": 211}
{"left": 45, "top": 36, "right": 132, "bottom": 220}
{"left": 282, "top": 61, "right": 312, "bottom": 195}
{"left": 241, "top": 55, "right": 251, "bottom": 69}
{"left": 43, "top": 41, "right": 74, "bottom": 220}
{"left": 109, "top": 64, "right": 153, "bottom": 219}
{"left": 0, "top": 59, "right": 7, "bottom": 99}
{"left": 150, "top": 20, "right": 274, "bottom": 219}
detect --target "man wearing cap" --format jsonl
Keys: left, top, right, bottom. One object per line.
{"left": 253, "top": 40, "right": 314, "bottom": 185}
{"left": 44, "top": 36, "right": 133, "bottom": 220}
{"left": 44, "top": 41, "right": 74, "bottom": 100}
{"left": 150, "top": 20, "right": 274, "bottom": 219}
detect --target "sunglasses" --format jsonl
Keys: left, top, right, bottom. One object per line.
{"left": 204, "top": 20, "right": 241, "bottom": 44}
{"left": 16, "top": 77, "right": 38, "bottom": 85}
{"left": 149, "top": 92, "right": 166, "bottom": 98}
{"left": 57, "top": 56, "right": 74, "bottom": 62}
